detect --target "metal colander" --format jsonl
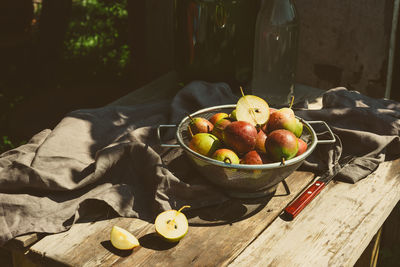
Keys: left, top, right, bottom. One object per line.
{"left": 157, "top": 104, "right": 335, "bottom": 198}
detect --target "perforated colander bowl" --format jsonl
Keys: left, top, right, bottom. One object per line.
{"left": 157, "top": 104, "right": 335, "bottom": 198}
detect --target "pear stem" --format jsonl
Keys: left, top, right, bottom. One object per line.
{"left": 188, "top": 114, "right": 194, "bottom": 122}
{"left": 188, "top": 125, "right": 194, "bottom": 138}
{"left": 168, "top": 205, "right": 191, "bottom": 228}
{"left": 178, "top": 205, "right": 191, "bottom": 213}
{"left": 167, "top": 205, "right": 190, "bottom": 229}
{"left": 240, "top": 86, "right": 246, "bottom": 97}
{"left": 289, "top": 96, "right": 295, "bottom": 109}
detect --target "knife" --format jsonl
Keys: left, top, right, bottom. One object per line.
{"left": 284, "top": 156, "right": 354, "bottom": 220}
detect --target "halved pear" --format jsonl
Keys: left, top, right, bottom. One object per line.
{"left": 236, "top": 95, "right": 270, "bottom": 126}
{"left": 155, "top": 207, "right": 189, "bottom": 242}
{"left": 110, "top": 226, "right": 140, "bottom": 250}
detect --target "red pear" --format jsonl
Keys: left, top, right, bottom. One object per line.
{"left": 188, "top": 117, "right": 213, "bottom": 135}
{"left": 265, "top": 129, "right": 298, "bottom": 162}
{"left": 223, "top": 121, "right": 258, "bottom": 154}
{"left": 211, "top": 118, "right": 232, "bottom": 142}
{"left": 255, "top": 129, "right": 267, "bottom": 154}
{"left": 296, "top": 138, "right": 308, "bottom": 156}
{"left": 240, "top": 150, "right": 269, "bottom": 165}
{"left": 267, "top": 107, "right": 297, "bottom": 134}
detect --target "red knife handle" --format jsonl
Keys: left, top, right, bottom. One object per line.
{"left": 284, "top": 180, "right": 326, "bottom": 219}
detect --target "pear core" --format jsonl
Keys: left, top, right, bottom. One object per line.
{"left": 155, "top": 210, "right": 189, "bottom": 242}
{"left": 236, "top": 95, "right": 270, "bottom": 126}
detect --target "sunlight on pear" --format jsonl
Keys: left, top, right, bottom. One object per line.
{"left": 236, "top": 95, "right": 270, "bottom": 126}
{"left": 110, "top": 226, "right": 140, "bottom": 250}
{"left": 155, "top": 206, "right": 190, "bottom": 242}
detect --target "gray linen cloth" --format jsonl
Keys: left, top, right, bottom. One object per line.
{"left": 295, "top": 87, "right": 400, "bottom": 183}
{"left": 0, "top": 83, "right": 399, "bottom": 245}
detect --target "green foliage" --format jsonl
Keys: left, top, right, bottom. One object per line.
{"left": 0, "top": 136, "right": 27, "bottom": 155}
{"left": 61, "top": 0, "right": 130, "bottom": 83}
{"left": 0, "top": 93, "right": 26, "bottom": 153}
{"left": 1, "top": 0, "right": 131, "bottom": 154}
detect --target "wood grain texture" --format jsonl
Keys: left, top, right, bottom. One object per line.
{"left": 25, "top": 171, "right": 315, "bottom": 266}
{"left": 229, "top": 159, "right": 400, "bottom": 267}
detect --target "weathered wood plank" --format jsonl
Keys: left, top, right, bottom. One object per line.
{"left": 6, "top": 234, "right": 40, "bottom": 250}
{"left": 26, "top": 171, "right": 315, "bottom": 266}
{"left": 229, "top": 159, "right": 400, "bottom": 267}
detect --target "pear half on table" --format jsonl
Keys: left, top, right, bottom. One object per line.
{"left": 236, "top": 95, "right": 270, "bottom": 126}
{"left": 155, "top": 206, "right": 190, "bottom": 242}
{"left": 110, "top": 226, "right": 140, "bottom": 250}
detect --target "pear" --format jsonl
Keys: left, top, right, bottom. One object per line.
{"left": 110, "top": 226, "right": 140, "bottom": 250}
{"left": 266, "top": 96, "right": 303, "bottom": 137}
{"left": 265, "top": 129, "right": 299, "bottom": 162}
{"left": 292, "top": 118, "right": 303, "bottom": 138}
{"left": 211, "top": 118, "right": 232, "bottom": 142}
{"left": 255, "top": 129, "right": 267, "bottom": 154}
{"left": 223, "top": 121, "right": 258, "bottom": 154}
{"left": 188, "top": 133, "right": 222, "bottom": 157}
{"left": 267, "top": 107, "right": 296, "bottom": 133}
{"left": 212, "top": 148, "right": 240, "bottom": 164}
{"left": 236, "top": 91, "right": 270, "bottom": 126}
{"left": 296, "top": 138, "right": 308, "bottom": 156}
{"left": 187, "top": 117, "right": 213, "bottom": 135}
{"left": 155, "top": 206, "right": 190, "bottom": 242}
{"left": 209, "top": 112, "right": 229, "bottom": 125}
{"left": 230, "top": 109, "right": 237, "bottom": 120}
{"left": 240, "top": 150, "right": 269, "bottom": 165}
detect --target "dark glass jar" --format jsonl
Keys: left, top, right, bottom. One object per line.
{"left": 174, "top": 0, "right": 260, "bottom": 92}
{"left": 251, "top": 0, "right": 299, "bottom": 106}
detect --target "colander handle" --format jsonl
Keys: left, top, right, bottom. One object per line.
{"left": 157, "top": 124, "right": 180, "bottom": 148}
{"left": 307, "top": 120, "right": 336, "bottom": 144}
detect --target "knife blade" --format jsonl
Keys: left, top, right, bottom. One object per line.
{"left": 284, "top": 156, "right": 354, "bottom": 220}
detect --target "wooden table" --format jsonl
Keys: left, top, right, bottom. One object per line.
{"left": 5, "top": 72, "right": 400, "bottom": 266}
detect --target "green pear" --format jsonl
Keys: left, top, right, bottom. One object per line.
{"left": 188, "top": 133, "right": 222, "bottom": 157}
{"left": 230, "top": 109, "right": 237, "bottom": 120}
{"left": 292, "top": 118, "right": 303, "bottom": 138}
{"left": 212, "top": 148, "right": 240, "bottom": 164}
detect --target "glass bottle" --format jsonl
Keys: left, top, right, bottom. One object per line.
{"left": 174, "top": 0, "right": 260, "bottom": 93}
{"left": 251, "top": 0, "right": 299, "bottom": 107}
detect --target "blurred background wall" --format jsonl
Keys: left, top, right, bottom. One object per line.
{"left": 296, "top": 0, "right": 396, "bottom": 99}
